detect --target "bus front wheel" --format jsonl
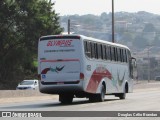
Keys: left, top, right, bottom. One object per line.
{"left": 117, "top": 87, "right": 127, "bottom": 99}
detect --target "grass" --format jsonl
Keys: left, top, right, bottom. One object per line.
{"left": 33, "top": 60, "right": 38, "bottom": 67}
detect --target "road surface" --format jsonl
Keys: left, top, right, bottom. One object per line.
{"left": 0, "top": 86, "right": 160, "bottom": 111}
{"left": 0, "top": 82, "right": 160, "bottom": 119}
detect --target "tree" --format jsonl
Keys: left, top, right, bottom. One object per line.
{"left": 100, "top": 12, "right": 108, "bottom": 22}
{"left": 0, "top": 0, "right": 63, "bottom": 89}
{"left": 143, "top": 23, "right": 156, "bottom": 32}
{"left": 153, "top": 35, "right": 160, "bottom": 47}
{"left": 121, "top": 32, "right": 134, "bottom": 43}
{"left": 133, "top": 35, "right": 148, "bottom": 49}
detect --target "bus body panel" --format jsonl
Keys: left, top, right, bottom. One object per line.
{"left": 38, "top": 35, "right": 134, "bottom": 96}
{"left": 38, "top": 35, "right": 85, "bottom": 94}
{"left": 83, "top": 60, "right": 130, "bottom": 94}
{"left": 40, "top": 60, "right": 80, "bottom": 82}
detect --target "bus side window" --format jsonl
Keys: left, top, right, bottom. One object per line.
{"left": 94, "top": 43, "right": 98, "bottom": 59}
{"left": 126, "top": 50, "right": 129, "bottom": 63}
{"left": 100, "top": 44, "right": 103, "bottom": 59}
{"left": 107, "top": 46, "right": 110, "bottom": 61}
{"left": 117, "top": 48, "right": 121, "bottom": 62}
{"left": 113, "top": 47, "right": 116, "bottom": 61}
{"left": 123, "top": 49, "right": 127, "bottom": 63}
{"left": 115, "top": 47, "right": 118, "bottom": 62}
{"left": 84, "top": 41, "right": 87, "bottom": 53}
{"left": 89, "top": 42, "right": 92, "bottom": 59}
{"left": 97, "top": 44, "right": 102, "bottom": 59}
{"left": 91, "top": 42, "right": 95, "bottom": 59}
{"left": 120, "top": 49, "right": 123, "bottom": 62}
{"left": 110, "top": 46, "right": 112, "bottom": 61}
{"left": 84, "top": 41, "right": 91, "bottom": 58}
{"left": 88, "top": 42, "right": 91, "bottom": 58}
{"left": 117, "top": 48, "right": 119, "bottom": 62}
{"left": 125, "top": 49, "right": 128, "bottom": 63}
{"left": 103, "top": 45, "right": 107, "bottom": 60}
{"left": 122, "top": 49, "right": 125, "bottom": 62}
{"left": 112, "top": 47, "right": 115, "bottom": 61}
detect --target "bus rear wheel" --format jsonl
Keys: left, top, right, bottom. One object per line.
{"left": 59, "top": 94, "right": 73, "bottom": 104}
{"left": 97, "top": 84, "right": 106, "bottom": 102}
{"left": 89, "top": 84, "right": 106, "bottom": 102}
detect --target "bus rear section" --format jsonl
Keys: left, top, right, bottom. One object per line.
{"left": 38, "top": 35, "right": 85, "bottom": 99}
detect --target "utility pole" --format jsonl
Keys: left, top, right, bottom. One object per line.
{"left": 68, "top": 19, "right": 70, "bottom": 34}
{"left": 147, "top": 46, "right": 150, "bottom": 82}
{"left": 112, "top": 0, "right": 115, "bottom": 43}
{"left": 147, "top": 45, "right": 153, "bottom": 82}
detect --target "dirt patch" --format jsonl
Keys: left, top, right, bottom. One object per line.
{"left": 0, "top": 95, "right": 58, "bottom": 104}
{"left": 134, "top": 80, "right": 160, "bottom": 90}
{"left": 0, "top": 89, "right": 44, "bottom": 98}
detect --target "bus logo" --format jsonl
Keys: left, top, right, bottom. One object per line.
{"left": 47, "top": 40, "right": 73, "bottom": 47}
{"left": 41, "top": 66, "right": 65, "bottom": 74}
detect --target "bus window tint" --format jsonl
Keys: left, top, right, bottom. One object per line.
{"left": 107, "top": 46, "right": 111, "bottom": 60}
{"left": 117, "top": 48, "right": 121, "bottom": 62}
{"left": 84, "top": 41, "right": 87, "bottom": 53}
{"left": 122, "top": 49, "right": 125, "bottom": 62}
{"left": 120, "top": 49, "right": 123, "bottom": 62}
{"left": 84, "top": 41, "right": 91, "bottom": 58}
{"left": 91, "top": 42, "right": 95, "bottom": 58}
{"left": 103, "top": 45, "right": 107, "bottom": 60}
{"left": 125, "top": 50, "right": 128, "bottom": 62}
{"left": 100, "top": 44, "right": 103, "bottom": 59}
{"left": 125, "top": 49, "right": 128, "bottom": 63}
{"left": 84, "top": 40, "right": 129, "bottom": 63}
{"left": 97, "top": 44, "right": 100, "bottom": 59}
{"left": 110, "top": 46, "right": 112, "bottom": 61}
{"left": 115, "top": 48, "right": 118, "bottom": 61}
{"left": 94, "top": 43, "right": 98, "bottom": 59}
{"left": 112, "top": 47, "right": 115, "bottom": 61}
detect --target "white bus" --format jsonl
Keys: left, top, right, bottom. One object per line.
{"left": 38, "top": 34, "right": 136, "bottom": 104}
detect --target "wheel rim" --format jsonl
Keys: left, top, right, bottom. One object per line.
{"left": 101, "top": 86, "right": 105, "bottom": 101}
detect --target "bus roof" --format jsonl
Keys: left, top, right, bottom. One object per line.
{"left": 40, "top": 34, "right": 130, "bottom": 50}
{"left": 80, "top": 35, "right": 130, "bottom": 50}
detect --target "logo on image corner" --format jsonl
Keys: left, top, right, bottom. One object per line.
{"left": 2, "top": 112, "right": 12, "bottom": 117}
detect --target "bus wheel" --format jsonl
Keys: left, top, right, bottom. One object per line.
{"left": 119, "top": 88, "right": 126, "bottom": 99}
{"left": 89, "top": 84, "right": 106, "bottom": 102}
{"left": 59, "top": 94, "right": 73, "bottom": 104}
{"left": 97, "top": 84, "right": 106, "bottom": 102}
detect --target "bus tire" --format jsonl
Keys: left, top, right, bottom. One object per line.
{"left": 89, "top": 84, "right": 106, "bottom": 102}
{"left": 59, "top": 94, "right": 73, "bottom": 104}
{"left": 119, "top": 87, "right": 127, "bottom": 99}
{"left": 119, "top": 92, "right": 126, "bottom": 99}
{"left": 97, "top": 84, "right": 106, "bottom": 102}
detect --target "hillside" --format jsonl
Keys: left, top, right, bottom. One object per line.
{"left": 60, "top": 11, "right": 160, "bottom": 52}
{"left": 60, "top": 11, "right": 160, "bottom": 80}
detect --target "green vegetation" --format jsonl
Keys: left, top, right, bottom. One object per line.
{"left": 0, "top": 0, "right": 63, "bottom": 89}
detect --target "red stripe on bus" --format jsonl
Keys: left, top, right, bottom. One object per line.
{"left": 86, "top": 68, "right": 112, "bottom": 93}
{"left": 41, "top": 59, "right": 79, "bottom": 62}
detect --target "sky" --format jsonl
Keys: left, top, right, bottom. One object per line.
{"left": 53, "top": 0, "right": 160, "bottom": 15}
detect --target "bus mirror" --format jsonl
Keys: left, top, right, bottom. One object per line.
{"left": 133, "top": 61, "right": 137, "bottom": 68}
{"left": 131, "top": 57, "right": 137, "bottom": 68}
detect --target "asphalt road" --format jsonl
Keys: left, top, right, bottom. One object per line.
{"left": 0, "top": 82, "right": 160, "bottom": 119}
{"left": 0, "top": 86, "right": 160, "bottom": 111}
